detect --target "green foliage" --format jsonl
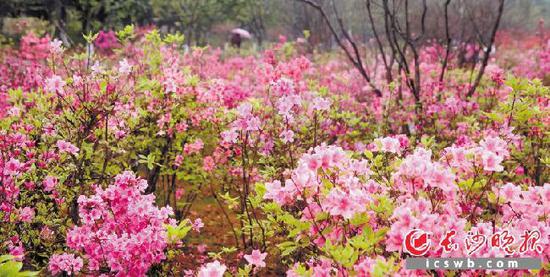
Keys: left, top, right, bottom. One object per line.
{"left": 236, "top": 265, "right": 252, "bottom": 277}
{"left": 207, "top": 246, "right": 238, "bottom": 260}
{"left": 348, "top": 227, "right": 387, "bottom": 253}
{"left": 165, "top": 221, "right": 192, "bottom": 243}
{"left": 164, "top": 33, "right": 185, "bottom": 46}
{"left": 323, "top": 241, "right": 358, "bottom": 269}
{"left": 0, "top": 255, "right": 38, "bottom": 277}
{"left": 371, "top": 257, "right": 398, "bottom": 277}
{"left": 116, "top": 24, "right": 135, "bottom": 41}
{"left": 485, "top": 77, "right": 549, "bottom": 185}
{"left": 83, "top": 31, "right": 99, "bottom": 44}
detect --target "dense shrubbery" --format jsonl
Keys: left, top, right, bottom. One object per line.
{"left": 0, "top": 27, "right": 548, "bottom": 276}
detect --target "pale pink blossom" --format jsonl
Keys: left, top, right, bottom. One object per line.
{"left": 18, "top": 207, "right": 34, "bottom": 223}
{"left": 45, "top": 75, "right": 66, "bottom": 94}
{"left": 48, "top": 253, "right": 83, "bottom": 275}
{"left": 244, "top": 249, "right": 267, "bottom": 268}
{"left": 481, "top": 151, "right": 504, "bottom": 172}
{"left": 198, "top": 261, "right": 227, "bottom": 277}
{"left": 280, "top": 129, "right": 295, "bottom": 143}
{"left": 43, "top": 176, "right": 58, "bottom": 192}
{"left": 49, "top": 39, "right": 63, "bottom": 54}
{"left": 203, "top": 156, "right": 215, "bottom": 172}
{"left": 57, "top": 140, "right": 79, "bottom": 155}
{"left": 192, "top": 218, "right": 204, "bottom": 232}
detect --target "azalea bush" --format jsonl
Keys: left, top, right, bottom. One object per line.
{"left": 0, "top": 25, "right": 548, "bottom": 276}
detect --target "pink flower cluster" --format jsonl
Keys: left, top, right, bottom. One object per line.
{"left": 263, "top": 132, "right": 549, "bottom": 274}
{"left": 198, "top": 260, "right": 227, "bottom": 277}
{"left": 264, "top": 144, "right": 375, "bottom": 236}
{"left": 57, "top": 171, "right": 175, "bottom": 275}
{"left": 56, "top": 140, "right": 79, "bottom": 155}
{"left": 184, "top": 139, "right": 204, "bottom": 155}
{"left": 94, "top": 30, "right": 120, "bottom": 53}
{"left": 48, "top": 253, "right": 83, "bottom": 276}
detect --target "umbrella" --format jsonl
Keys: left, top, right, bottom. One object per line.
{"left": 231, "top": 28, "right": 252, "bottom": 39}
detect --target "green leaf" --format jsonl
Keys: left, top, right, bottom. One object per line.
{"left": 83, "top": 31, "right": 99, "bottom": 44}
{"left": 164, "top": 33, "right": 185, "bottom": 45}
{"left": 165, "top": 220, "right": 192, "bottom": 243}
{"left": 350, "top": 213, "right": 369, "bottom": 226}
{"left": 364, "top": 150, "right": 374, "bottom": 160}
{"left": 277, "top": 241, "right": 298, "bottom": 257}
{"left": 116, "top": 24, "right": 135, "bottom": 41}
{"left": 0, "top": 256, "right": 14, "bottom": 264}
{"left": 0, "top": 255, "right": 38, "bottom": 277}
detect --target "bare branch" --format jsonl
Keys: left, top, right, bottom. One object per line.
{"left": 439, "top": 0, "right": 452, "bottom": 83}
{"left": 296, "top": 0, "right": 382, "bottom": 96}
{"left": 366, "top": 0, "right": 392, "bottom": 82}
{"left": 466, "top": 0, "right": 504, "bottom": 98}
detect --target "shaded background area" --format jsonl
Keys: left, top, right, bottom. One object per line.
{"left": 0, "top": 0, "right": 549, "bottom": 48}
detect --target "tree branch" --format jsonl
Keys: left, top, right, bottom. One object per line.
{"left": 439, "top": 0, "right": 452, "bottom": 83}
{"left": 296, "top": 0, "right": 382, "bottom": 96}
{"left": 466, "top": 0, "right": 504, "bottom": 98}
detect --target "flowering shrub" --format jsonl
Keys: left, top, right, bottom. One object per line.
{"left": 48, "top": 253, "right": 83, "bottom": 276}
{"left": 0, "top": 26, "right": 548, "bottom": 275}
{"left": 54, "top": 171, "right": 175, "bottom": 275}
{"left": 259, "top": 136, "right": 549, "bottom": 275}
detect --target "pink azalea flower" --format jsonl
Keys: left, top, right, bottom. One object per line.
{"left": 378, "top": 136, "right": 401, "bottom": 154}
{"left": 197, "top": 244, "right": 207, "bottom": 253}
{"left": 244, "top": 249, "right": 267, "bottom": 268}
{"left": 56, "top": 140, "right": 79, "bottom": 155}
{"left": 500, "top": 183, "right": 520, "bottom": 200}
{"left": 514, "top": 166, "right": 525, "bottom": 175}
{"left": 174, "top": 154, "right": 184, "bottom": 167}
{"left": 91, "top": 61, "right": 103, "bottom": 75}
{"left": 203, "top": 156, "right": 216, "bottom": 172}
{"left": 198, "top": 261, "right": 227, "bottom": 277}
{"left": 280, "top": 129, "right": 295, "bottom": 143}
{"left": 49, "top": 39, "right": 63, "bottom": 54}
{"left": 263, "top": 180, "right": 290, "bottom": 205}
{"left": 481, "top": 150, "right": 504, "bottom": 172}
{"left": 192, "top": 218, "right": 204, "bottom": 232}
{"left": 4, "top": 158, "right": 22, "bottom": 176}
{"left": 164, "top": 78, "right": 177, "bottom": 93}
{"left": 479, "top": 136, "right": 509, "bottom": 158}
{"left": 72, "top": 74, "right": 82, "bottom": 86}
{"left": 221, "top": 128, "right": 239, "bottom": 143}
{"left": 45, "top": 75, "right": 66, "bottom": 94}
{"left": 184, "top": 139, "right": 204, "bottom": 155}
{"left": 237, "top": 103, "right": 253, "bottom": 117}
{"left": 48, "top": 253, "right": 83, "bottom": 276}
{"left": 118, "top": 58, "right": 132, "bottom": 75}
{"left": 63, "top": 171, "right": 174, "bottom": 275}
{"left": 311, "top": 96, "right": 331, "bottom": 111}
{"left": 246, "top": 116, "right": 261, "bottom": 131}
{"left": 43, "top": 176, "right": 58, "bottom": 192}
{"left": 9, "top": 245, "right": 24, "bottom": 261}
{"left": 325, "top": 188, "right": 364, "bottom": 219}
{"left": 270, "top": 77, "right": 295, "bottom": 96}
{"left": 175, "top": 188, "right": 184, "bottom": 200}
{"left": 18, "top": 207, "right": 35, "bottom": 223}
